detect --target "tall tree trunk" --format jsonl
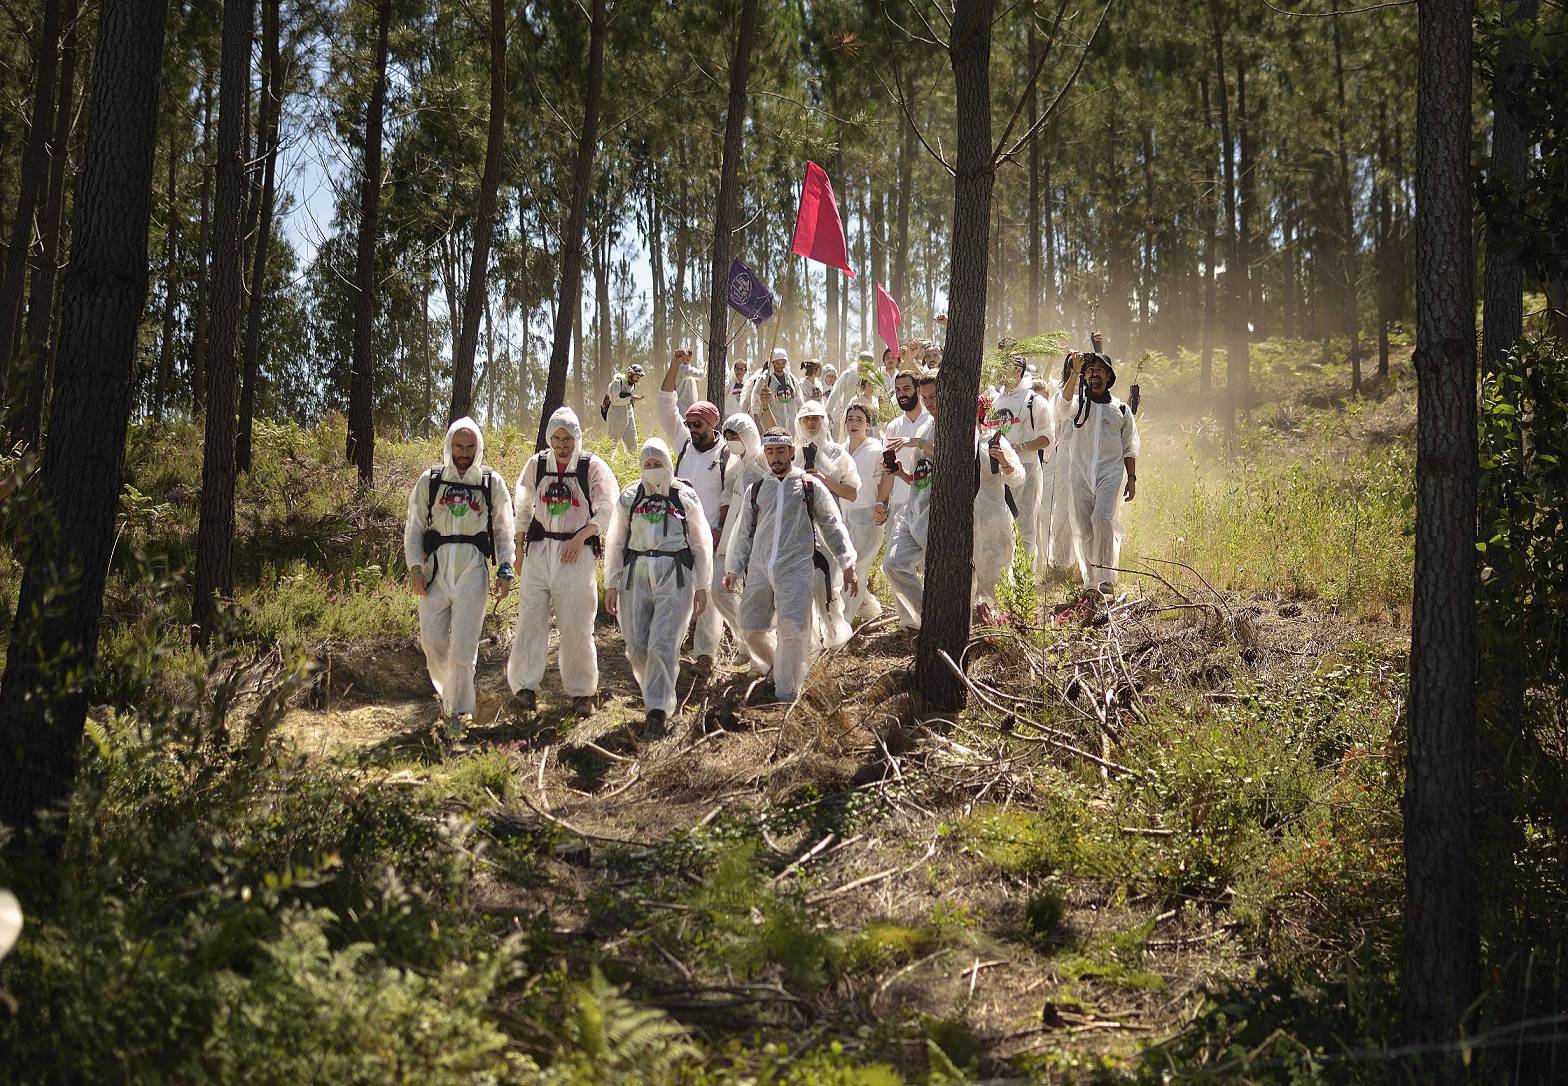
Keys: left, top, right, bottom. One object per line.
{"left": 538, "top": 0, "right": 606, "bottom": 448}
{"left": 347, "top": 0, "right": 390, "bottom": 481}
{"left": 647, "top": 170, "right": 665, "bottom": 359}
{"left": 1210, "top": 7, "right": 1241, "bottom": 448}
{"left": 1140, "top": 123, "right": 1155, "bottom": 346}
{"left": 1333, "top": 16, "right": 1362, "bottom": 395}
{"left": 154, "top": 123, "right": 180, "bottom": 424}
{"left": 1044, "top": 151, "right": 1055, "bottom": 326}
{"left": 1376, "top": 101, "right": 1392, "bottom": 377}
{"left": 17, "top": 0, "right": 80, "bottom": 448}
{"left": 1232, "top": 45, "right": 1253, "bottom": 424}
{"left": 0, "top": 0, "right": 62, "bottom": 395}
{"left": 704, "top": 0, "right": 760, "bottom": 404}
{"left": 1403, "top": 0, "right": 1477, "bottom": 1074}
{"left": 1027, "top": 19, "right": 1041, "bottom": 331}
{"left": 449, "top": 0, "right": 506, "bottom": 422}
{"left": 1200, "top": 76, "right": 1217, "bottom": 401}
{"left": 1480, "top": 0, "right": 1538, "bottom": 378}
{"left": 594, "top": 228, "right": 611, "bottom": 395}
{"left": 913, "top": 0, "right": 993, "bottom": 711}
{"left": 190, "top": 77, "right": 214, "bottom": 411}
{"left": 0, "top": 0, "right": 169, "bottom": 847}
{"left": 892, "top": 85, "right": 915, "bottom": 306}
{"left": 236, "top": 0, "right": 284, "bottom": 471}
{"left": 191, "top": 0, "right": 256, "bottom": 646}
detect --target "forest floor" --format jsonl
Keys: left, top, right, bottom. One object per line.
{"left": 264, "top": 342, "right": 1418, "bottom": 1079}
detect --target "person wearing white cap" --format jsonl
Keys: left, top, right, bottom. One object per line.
{"left": 725, "top": 358, "right": 751, "bottom": 420}
{"left": 658, "top": 348, "right": 730, "bottom": 674}
{"left": 509, "top": 407, "right": 619, "bottom": 717}
{"left": 841, "top": 402, "right": 888, "bottom": 623}
{"left": 794, "top": 399, "right": 860, "bottom": 647}
{"left": 751, "top": 347, "right": 800, "bottom": 431}
{"left": 604, "top": 437, "right": 713, "bottom": 736}
{"left": 404, "top": 417, "right": 517, "bottom": 739}
{"left": 985, "top": 355, "right": 1054, "bottom": 574}
{"left": 604, "top": 364, "right": 646, "bottom": 452}
{"left": 826, "top": 350, "right": 887, "bottom": 443}
{"left": 723, "top": 427, "right": 858, "bottom": 704}
{"left": 1060, "top": 349, "right": 1139, "bottom": 593}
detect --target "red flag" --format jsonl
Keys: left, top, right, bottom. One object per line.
{"left": 790, "top": 161, "right": 855, "bottom": 278}
{"left": 875, "top": 282, "right": 901, "bottom": 356}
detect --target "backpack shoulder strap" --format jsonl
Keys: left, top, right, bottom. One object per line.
{"left": 801, "top": 476, "right": 816, "bottom": 521}
{"left": 533, "top": 450, "right": 550, "bottom": 487}
{"left": 425, "top": 466, "right": 443, "bottom": 523}
{"left": 576, "top": 456, "right": 594, "bottom": 517}
{"left": 675, "top": 439, "right": 690, "bottom": 474}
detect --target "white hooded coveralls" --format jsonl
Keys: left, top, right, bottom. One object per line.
{"left": 404, "top": 418, "right": 517, "bottom": 716}
{"left": 843, "top": 433, "right": 888, "bottom": 622}
{"left": 974, "top": 429, "right": 1025, "bottom": 606}
{"left": 988, "top": 380, "right": 1051, "bottom": 572}
{"left": 725, "top": 466, "right": 857, "bottom": 702}
{"left": 745, "top": 365, "right": 801, "bottom": 431}
{"left": 794, "top": 404, "right": 861, "bottom": 648}
{"left": 509, "top": 408, "right": 620, "bottom": 697}
{"left": 1063, "top": 392, "right": 1140, "bottom": 587}
{"left": 659, "top": 390, "right": 730, "bottom": 659}
{"left": 882, "top": 412, "right": 936, "bottom": 629}
{"left": 713, "top": 412, "right": 769, "bottom": 659}
{"left": 604, "top": 438, "right": 714, "bottom": 715}
{"left": 605, "top": 373, "right": 638, "bottom": 452}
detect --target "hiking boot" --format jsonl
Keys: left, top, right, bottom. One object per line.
{"left": 691, "top": 654, "right": 714, "bottom": 680}
{"left": 510, "top": 688, "right": 537, "bottom": 715}
{"left": 573, "top": 695, "right": 596, "bottom": 718}
{"left": 642, "top": 709, "right": 669, "bottom": 739}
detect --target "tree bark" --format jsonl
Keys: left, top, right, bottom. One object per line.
{"left": 1027, "top": 19, "right": 1041, "bottom": 331}
{"left": 347, "top": 0, "right": 390, "bottom": 481}
{"left": 1403, "top": 0, "right": 1477, "bottom": 1075}
{"left": 191, "top": 0, "right": 256, "bottom": 646}
{"left": 1210, "top": 6, "right": 1241, "bottom": 448}
{"left": 0, "top": 0, "right": 169, "bottom": 847}
{"left": 1480, "top": 0, "right": 1538, "bottom": 378}
{"left": 1376, "top": 101, "right": 1392, "bottom": 377}
{"left": 17, "top": 0, "right": 80, "bottom": 448}
{"left": 704, "top": 0, "right": 760, "bottom": 405}
{"left": 1200, "top": 76, "right": 1217, "bottom": 401}
{"left": 449, "top": 0, "right": 507, "bottom": 422}
{"left": 1333, "top": 16, "right": 1362, "bottom": 395}
{"left": 913, "top": 0, "right": 993, "bottom": 711}
{"left": 236, "top": 0, "right": 284, "bottom": 471}
{"left": 190, "top": 76, "right": 214, "bottom": 412}
{"left": 0, "top": 0, "right": 62, "bottom": 393}
{"left": 1232, "top": 44, "right": 1253, "bottom": 425}
{"left": 538, "top": 0, "right": 607, "bottom": 448}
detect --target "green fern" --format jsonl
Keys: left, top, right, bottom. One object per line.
{"left": 558, "top": 967, "right": 697, "bottom": 1082}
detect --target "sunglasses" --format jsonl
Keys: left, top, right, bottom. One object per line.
{"left": 684, "top": 418, "right": 711, "bottom": 428}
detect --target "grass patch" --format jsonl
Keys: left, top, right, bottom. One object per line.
{"left": 1054, "top": 918, "right": 1166, "bottom": 992}
{"left": 845, "top": 920, "right": 939, "bottom": 973}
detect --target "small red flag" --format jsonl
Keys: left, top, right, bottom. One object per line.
{"left": 875, "top": 282, "right": 901, "bottom": 356}
{"left": 790, "top": 161, "right": 855, "bottom": 278}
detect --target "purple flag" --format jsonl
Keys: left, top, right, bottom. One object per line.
{"left": 726, "top": 258, "right": 775, "bottom": 325}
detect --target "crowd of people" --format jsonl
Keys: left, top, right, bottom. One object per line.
{"left": 405, "top": 327, "right": 1140, "bottom": 739}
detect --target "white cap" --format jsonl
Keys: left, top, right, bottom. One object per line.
{"left": 771, "top": 347, "right": 789, "bottom": 362}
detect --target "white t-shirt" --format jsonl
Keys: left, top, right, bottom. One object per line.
{"left": 845, "top": 437, "right": 886, "bottom": 513}
{"left": 883, "top": 409, "right": 933, "bottom": 510}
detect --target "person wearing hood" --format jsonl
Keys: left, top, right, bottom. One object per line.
{"left": 1059, "top": 349, "right": 1139, "bottom": 593}
{"left": 604, "top": 364, "right": 646, "bottom": 452}
{"left": 974, "top": 395, "right": 1026, "bottom": 609}
{"left": 985, "top": 355, "right": 1054, "bottom": 574}
{"left": 794, "top": 399, "right": 860, "bottom": 647}
{"left": 659, "top": 348, "right": 730, "bottom": 674}
{"left": 404, "top": 417, "right": 517, "bottom": 739}
{"left": 821, "top": 364, "right": 839, "bottom": 392}
{"left": 724, "top": 358, "right": 751, "bottom": 420}
{"left": 723, "top": 428, "right": 858, "bottom": 704}
{"left": 750, "top": 347, "right": 800, "bottom": 431}
{"left": 880, "top": 373, "right": 938, "bottom": 629}
{"left": 826, "top": 351, "right": 887, "bottom": 443}
{"left": 841, "top": 402, "right": 888, "bottom": 623}
{"left": 711, "top": 411, "right": 770, "bottom": 661}
{"left": 605, "top": 437, "right": 713, "bottom": 737}
{"left": 509, "top": 407, "right": 620, "bottom": 717}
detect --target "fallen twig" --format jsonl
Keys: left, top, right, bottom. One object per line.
{"left": 519, "top": 792, "right": 653, "bottom": 847}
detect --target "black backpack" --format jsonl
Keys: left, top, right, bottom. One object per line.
{"left": 421, "top": 467, "right": 498, "bottom": 579}
{"left": 620, "top": 482, "right": 697, "bottom": 587}
{"left": 745, "top": 475, "right": 836, "bottom": 604}
{"left": 526, "top": 451, "right": 601, "bottom": 555}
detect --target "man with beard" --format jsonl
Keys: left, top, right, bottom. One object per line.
{"left": 750, "top": 347, "right": 800, "bottom": 431}
{"left": 986, "top": 355, "right": 1054, "bottom": 572}
{"left": 880, "top": 373, "right": 938, "bottom": 630}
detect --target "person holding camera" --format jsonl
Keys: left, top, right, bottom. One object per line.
{"left": 603, "top": 364, "right": 645, "bottom": 453}
{"left": 404, "top": 416, "right": 516, "bottom": 740}
{"left": 723, "top": 428, "right": 858, "bottom": 705}
{"left": 1059, "top": 346, "right": 1139, "bottom": 594}
{"left": 874, "top": 369, "right": 932, "bottom": 534}
{"left": 974, "top": 395, "right": 1026, "bottom": 611}
{"left": 987, "top": 355, "right": 1054, "bottom": 573}
{"left": 880, "top": 373, "right": 939, "bottom": 630}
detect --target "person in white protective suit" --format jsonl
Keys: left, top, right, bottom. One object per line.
{"left": 877, "top": 372, "right": 937, "bottom": 629}
{"left": 985, "top": 356, "right": 1054, "bottom": 574}
{"left": 509, "top": 407, "right": 619, "bottom": 717}
{"left": 1060, "top": 349, "right": 1140, "bottom": 593}
{"left": 724, "top": 358, "right": 751, "bottom": 421}
{"left": 821, "top": 364, "right": 839, "bottom": 394}
{"left": 800, "top": 358, "right": 827, "bottom": 403}
{"left": 604, "top": 437, "right": 713, "bottom": 737}
{"left": 841, "top": 402, "right": 888, "bottom": 623}
{"left": 1028, "top": 371, "right": 1066, "bottom": 578}
{"left": 604, "top": 364, "right": 645, "bottom": 452}
{"left": 793, "top": 399, "right": 861, "bottom": 648}
{"left": 675, "top": 357, "right": 704, "bottom": 416}
{"left": 712, "top": 411, "right": 770, "bottom": 664}
{"left": 748, "top": 347, "right": 801, "bottom": 431}
{"left": 723, "top": 428, "right": 859, "bottom": 704}
{"left": 825, "top": 351, "right": 888, "bottom": 443}
{"left": 974, "top": 395, "right": 1026, "bottom": 610}
{"left": 657, "top": 348, "right": 730, "bottom": 676}
{"left": 404, "top": 417, "right": 517, "bottom": 739}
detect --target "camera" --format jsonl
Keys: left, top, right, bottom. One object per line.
{"left": 803, "top": 443, "right": 818, "bottom": 471}
{"left": 882, "top": 448, "right": 899, "bottom": 472}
